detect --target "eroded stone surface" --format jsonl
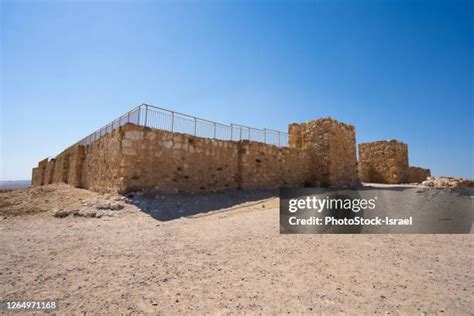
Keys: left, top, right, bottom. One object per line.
{"left": 358, "top": 140, "right": 432, "bottom": 184}
{"left": 288, "top": 118, "right": 359, "bottom": 187}
{"left": 358, "top": 140, "right": 409, "bottom": 184}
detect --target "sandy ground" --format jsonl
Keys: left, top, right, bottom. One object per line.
{"left": 0, "top": 185, "right": 473, "bottom": 314}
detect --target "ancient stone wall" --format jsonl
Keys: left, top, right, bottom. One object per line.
{"left": 31, "top": 122, "right": 320, "bottom": 193}
{"left": 32, "top": 158, "right": 48, "bottom": 186}
{"left": 31, "top": 167, "right": 42, "bottom": 186}
{"left": 52, "top": 151, "right": 70, "bottom": 184}
{"left": 68, "top": 145, "right": 86, "bottom": 187}
{"left": 44, "top": 159, "right": 56, "bottom": 185}
{"left": 33, "top": 115, "right": 433, "bottom": 192}
{"left": 288, "top": 124, "right": 303, "bottom": 149}
{"left": 30, "top": 129, "right": 123, "bottom": 192}
{"left": 80, "top": 128, "right": 123, "bottom": 193}
{"left": 288, "top": 118, "right": 359, "bottom": 187}
{"left": 236, "top": 140, "right": 313, "bottom": 190}
{"left": 358, "top": 140, "right": 409, "bottom": 184}
{"left": 407, "top": 166, "right": 431, "bottom": 183}
{"left": 119, "top": 124, "right": 241, "bottom": 193}
{"left": 117, "top": 124, "right": 314, "bottom": 193}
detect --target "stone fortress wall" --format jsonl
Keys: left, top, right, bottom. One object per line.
{"left": 358, "top": 140, "right": 431, "bottom": 184}
{"left": 288, "top": 118, "right": 359, "bottom": 187}
{"left": 407, "top": 166, "right": 431, "bottom": 184}
{"left": 118, "top": 124, "right": 315, "bottom": 193}
{"left": 32, "top": 110, "right": 431, "bottom": 193}
{"left": 32, "top": 129, "right": 127, "bottom": 193}
{"left": 358, "top": 140, "right": 409, "bottom": 184}
{"left": 32, "top": 117, "right": 359, "bottom": 193}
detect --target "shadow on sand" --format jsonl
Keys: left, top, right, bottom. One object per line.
{"left": 127, "top": 189, "right": 278, "bottom": 221}
{"left": 128, "top": 185, "right": 473, "bottom": 234}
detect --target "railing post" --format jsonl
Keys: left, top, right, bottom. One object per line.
{"left": 171, "top": 111, "right": 175, "bottom": 132}
{"left": 248, "top": 127, "right": 251, "bottom": 141}
{"left": 144, "top": 105, "right": 148, "bottom": 127}
{"left": 194, "top": 117, "right": 197, "bottom": 136}
{"left": 213, "top": 122, "right": 216, "bottom": 138}
{"left": 230, "top": 124, "right": 233, "bottom": 140}
{"left": 127, "top": 111, "right": 130, "bottom": 124}
{"left": 137, "top": 106, "right": 141, "bottom": 125}
{"left": 239, "top": 127, "right": 242, "bottom": 140}
{"left": 278, "top": 132, "right": 281, "bottom": 147}
{"left": 263, "top": 128, "right": 266, "bottom": 143}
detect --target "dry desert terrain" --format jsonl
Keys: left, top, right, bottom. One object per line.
{"left": 0, "top": 184, "right": 473, "bottom": 314}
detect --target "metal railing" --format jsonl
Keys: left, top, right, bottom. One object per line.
{"left": 78, "top": 104, "right": 289, "bottom": 147}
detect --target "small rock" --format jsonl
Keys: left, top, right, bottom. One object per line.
{"left": 95, "top": 210, "right": 115, "bottom": 218}
{"left": 112, "top": 196, "right": 128, "bottom": 202}
{"left": 76, "top": 207, "right": 97, "bottom": 218}
{"left": 95, "top": 202, "right": 111, "bottom": 210}
{"left": 421, "top": 181, "right": 433, "bottom": 187}
{"left": 53, "top": 209, "right": 70, "bottom": 218}
{"left": 108, "top": 202, "right": 124, "bottom": 211}
{"left": 82, "top": 199, "right": 96, "bottom": 207}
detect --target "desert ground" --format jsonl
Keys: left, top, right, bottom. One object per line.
{"left": 0, "top": 184, "right": 473, "bottom": 314}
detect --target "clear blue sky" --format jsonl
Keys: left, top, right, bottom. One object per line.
{"left": 1, "top": 0, "right": 473, "bottom": 180}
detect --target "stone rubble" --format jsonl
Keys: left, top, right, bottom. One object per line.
{"left": 421, "top": 177, "right": 474, "bottom": 188}
{"left": 53, "top": 195, "right": 127, "bottom": 219}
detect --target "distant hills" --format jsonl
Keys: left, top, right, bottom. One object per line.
{"left": 0, "top": 180, "right": 31, "bottom": 190}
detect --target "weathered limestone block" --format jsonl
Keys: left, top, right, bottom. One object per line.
{"left": 145, "top": 132, "right": 156, "bottom": 141}
{"left": 122, "top": 139, "right": 133, "bottom": 147}
{"left": 358, "top": 140, "right": 409, "bottom": 184}
{"left": 162, "top": 140, "right": 173, "bottom": 149}
{"left": 123, "top": 147, "right": 137, "bottom": 156}
{"left": 124, "top": 130, "right": 144, "bottom": 141}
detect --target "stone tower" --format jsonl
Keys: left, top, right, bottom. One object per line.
{"left": 358, "top": 140, "right": 409, "bottom": 184}
{"left": 288, "top": 118, "right": 359, "bottom": 187}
